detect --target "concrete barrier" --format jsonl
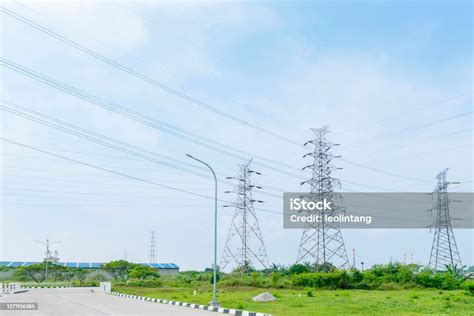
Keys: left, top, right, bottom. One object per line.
{"left": 100, "top": 282, "right": 111, "bottom": 293}
{"left": 1, "top": 282, "right": 27, "bottom": 294}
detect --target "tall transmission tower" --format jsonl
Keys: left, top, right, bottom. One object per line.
{"left": 296, "top": 126, "right": 350, "bottom": 269}
{"left": 34, "top": 239, "right": 61, "bottom": 280}
{"left": 149, "top": 231, "right": 157, "bottom": 264}
{"left": 220, "top": 159, "right": 269, "bottom": 271}
{"left": 429, "top": 169, "right": 462, "bottom": 270}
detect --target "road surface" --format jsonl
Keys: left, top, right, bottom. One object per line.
{"left": 0, "top": 287, "right": 217, "bottom": 315}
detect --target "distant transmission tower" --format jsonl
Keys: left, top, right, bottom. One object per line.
{"left": 220, "top": 159, "right": 269, "bottom": 270}
{"left": 296, "top": 126, "right": 350, "bottom": 269}
{"left": 429, "top": 169, "right": 462, "bottom": 270}
{"left": 149, "top": 231, "right": 157, "bottom": 263}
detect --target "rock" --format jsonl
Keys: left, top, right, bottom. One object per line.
{"left": 252, "top": 292, "right": 276, "bottom": 302}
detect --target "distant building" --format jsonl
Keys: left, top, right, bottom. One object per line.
{"left": 0, "top": 261, "right": 179, "bottom": 276}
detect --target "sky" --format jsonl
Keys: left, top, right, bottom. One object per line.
{"left": 0, "top": 0, "right": 472, "bottom": 271}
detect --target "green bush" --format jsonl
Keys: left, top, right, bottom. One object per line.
{"left": 289, "top": 264, "right": 310, "bottom": 275}
{"left": 89, "top": 274, "right": 107, "bottom": 282}
{"left": 461, "top": 280, "right": 474, "bottom": 294}
{"left": 112, "top": 264, "right": 467, "bottom": 291}
{"left": 355, "top": 271, "right": 381, "bottom": 290}
{"left": 350, "top": 269, "right": 363, "bottom": 283}
{"left": 127, "top": 279, "right": 162, "bottom": 287}
{"left": 292, "top": 271, "right": 351, "bottom": 289}
{"left": 413, "top": 270, "right": 461, "bottom": 290}
{"left": 438, "top": 273, "right": 461, "bottom": 290}
{"left": 219, "top": 275, "right": 246, "bottom": 287}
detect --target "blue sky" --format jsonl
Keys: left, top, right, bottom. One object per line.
{"left": 0, "top": 1, "right": 472, "bottom": 270}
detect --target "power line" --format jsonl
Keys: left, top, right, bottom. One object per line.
{"left": 0, "top": 60, "right": 304, "bottom": 177}
{"left": 0, "top": 99, "right": 283, "bottom": 198}
{"left": 0, "top": 6, "right": 300, "bottom": 146}
{"left": 1, "top": 137, "right": 221, "bottom": 200}
{"left": 2, "top": 60, "right": 453, "bottom": 189}
{"left": 341, "top": 128, "right": 472, "bottom": 160}
{"left": 2, "top": 193, "right": 214, "bottom": 205}
{"left": 339, "top": 111, "right": 473, "bottom": 151}
{"left": 0, "top": 137, "right": 281, "bottom": 215}
{"left": 3, "top": 203, "right": 214, "bottom": 207}
{"left": 0, "top": 97, "right": 405, "bottom": 193}
{"left": 0, "top": 152, "right": 239, "bottom": 177}
{"left": 3, "top": 61, "right": 461, "bottom": 190}
{"left": 334, "top": 91, "right": 473, "bottom": 136}
{"left": 1, "top": 187, "right": 208, "bottom": 200}
{"left": 0, "top": 7, "right": 470, "bottom": 188}
{"left": 0, "top": 165, "right": 215, "bottom": 184}
{"left": 340, "top": 159, "right": 433, "bottom": 183}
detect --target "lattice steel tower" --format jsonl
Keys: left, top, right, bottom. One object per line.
{"left": 149, "top": 231, "right": 157, "bottom": 263}
{"left": 429, "top": 169, "right": 462, "bottom": 270}
{"left": 296, "top": 126, "right": 350, "bottom": 269}
{"left": 220, "top": 159, "right": 269, "bottom": 270}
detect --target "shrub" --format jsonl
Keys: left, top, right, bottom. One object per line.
{"left": 127, "top": 279, "right": 162, "bottom": 287}
{"left": 355, "top": 271, "right": 381, "bottom": 290}
{"left": 461, "top": 280, "right": 474, "bottom": 294}
{"left": 414, "top": 270, "right": 440, "bottom": 288}
{"left": 350, "top": 269, "right": 363, "bottom": 283}
{"left": 414, "top": 270, "right": 461, "bottom": 290}
{"left": 89, "top": 274, "right": 107, "bottom": 282}
{"left": 438, "top": 273, "right": 461, "bottom": 290}
{"left": 289, "top": 264, "right": 310, "bottom": 275}
{"left": 129, "top": 265, "right": 160, "bottom": 280}
{"left": 292, "top": 271, "right": 351, "bottom": 289}
{"left": 219, "top": 275, "right": 246, "bottom": 287}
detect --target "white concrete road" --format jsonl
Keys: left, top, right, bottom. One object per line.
{"left": 0, "top": 287, "right": 217, "bottom": 315}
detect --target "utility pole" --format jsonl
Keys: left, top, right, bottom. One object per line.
{"left": 35, "top": 239, "right": 61, "bottom": 281}
{"left": 429, "top": 169, "right": 462, "bottom": 271}
{"left": 296, "top": 126, "right": 349, "bottom": 269}
{"left": 220, "top": 159, "right": 269, "bottom": 271}
{"left": 149, "top": 231, "right": 157, "bottom": 264}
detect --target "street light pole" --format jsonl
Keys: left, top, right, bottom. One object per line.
{"left": 186, "top": 154, "right": 220, "bottom": 307}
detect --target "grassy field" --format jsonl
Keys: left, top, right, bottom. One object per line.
{"left": 113, "top": 286, "right": 474, "bottom": 315}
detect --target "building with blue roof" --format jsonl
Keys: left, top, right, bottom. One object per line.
{"left": 0, "top": 261, "right": 179, "bottom": 276}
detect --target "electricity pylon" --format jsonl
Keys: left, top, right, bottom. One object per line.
{"left": 220, "top": 159, "right": 269, "bottom": 271}
{"left": 429, "top": 169, "right": 462, "bottom": 271}
{"left": 149, "top": 231, "right": 157, "bottom": 263}
{"left": 296, "top": 126, "right": 350, "bottom": 269}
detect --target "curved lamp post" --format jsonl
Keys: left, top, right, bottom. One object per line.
{"left": 186, "top": 154, "right": 220, "bottom": 307}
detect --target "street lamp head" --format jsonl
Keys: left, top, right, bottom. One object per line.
{"left": 185, "top": 153, "right": 195, "bottom": 159}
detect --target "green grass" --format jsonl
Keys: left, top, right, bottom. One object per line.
{"left": 113, "top": 285, "right": 474, "bottom": 315}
